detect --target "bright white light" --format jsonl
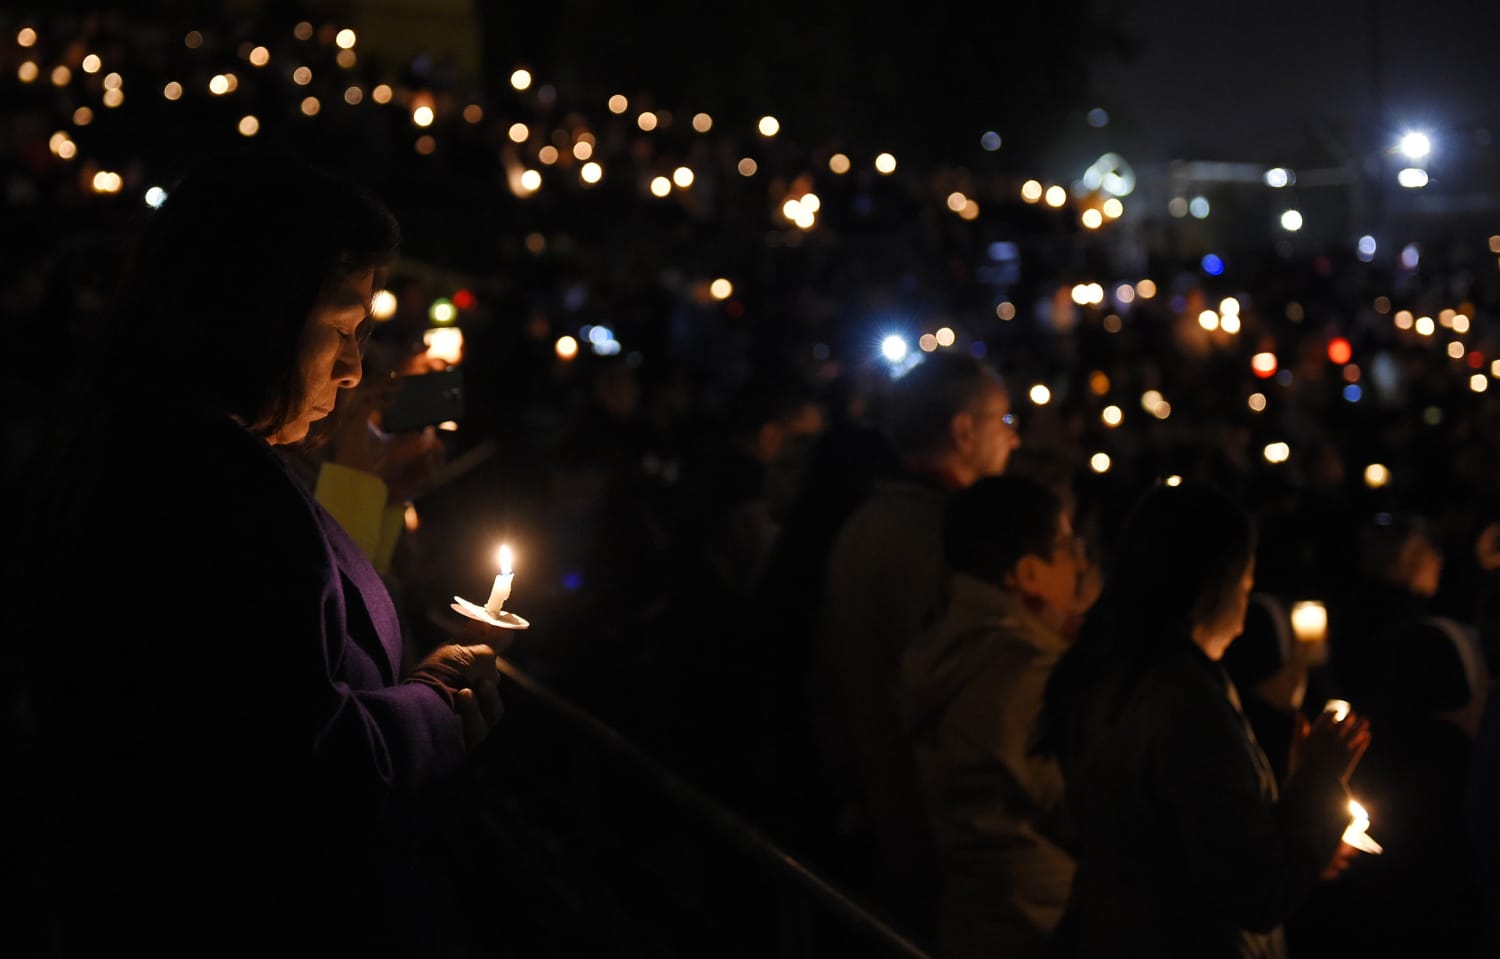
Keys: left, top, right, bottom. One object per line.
{"left": 371, "top": 289, "right": 397, "bottom": 320}
{"left": 758, "top": 115, "right": 780, "bottom": 137}
{"left": 1281, "top": 209, "right": 1303, "bottom": 231}
{"left": 1030, "top": 384, "right": 1051, "bottom": 405}
{"left": 1364, "top": 463, "right": 1390, "bottom": 488}
{"left": 1357, "top": 235, "right": 1377, "bottom": 261}
{"left": 881, "top": 335, "right": 908, "bottom": 362}
{"left": 1220, "top": 314, "right": 1241, "bottom": 334}
{"left": 1102, "top": 405, "right": 1123, "bottom": 427}
{"left": 874, "top": 152, "right": 897, "bottom": 174}
{"left": 1264, "top": 167, "right": 1290, "bottom": 188}
{"left": 1189, "top": 196, "right": 1210, "bottom": 219}
{"left": 1090, "top": 452, "right": 1111, "bottom": 473}
{"left": 1398, "top": 167, "right": 1429, "bottom": 188}
{"left": 1399, "top": 131, "right": 1431, "bottom": 160}
{"left": 144, "top": 186, "right": 167, "bottom": 208}
{"left": 1264, "top": 442, "right": 1291, "bottom": 464}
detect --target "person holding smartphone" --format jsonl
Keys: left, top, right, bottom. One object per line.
{"left": 4, "top": 149, "right": 507, "bottom": 956}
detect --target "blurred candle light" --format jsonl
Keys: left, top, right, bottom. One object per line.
{"left": 424, "top": 327, "right": 463, "bottom": 365}
{"left": 1290, "top": 601, "right": 1327, "bottom": 644}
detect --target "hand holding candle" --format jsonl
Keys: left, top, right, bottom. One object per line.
{"left": 484, "top": 544, "right": 514, "bottom": 616}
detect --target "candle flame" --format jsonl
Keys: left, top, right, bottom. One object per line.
{"left": 498, "top": 544, "right": 513, "bottom": 575}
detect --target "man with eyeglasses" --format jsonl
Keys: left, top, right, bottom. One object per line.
{"left": 810, "top": 351, "right": 1020, "bottom": 945}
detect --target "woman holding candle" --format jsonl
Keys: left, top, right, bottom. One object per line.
{"left": 4, "top": 150, "right": 507, "bottom": 957}
{"left": 1034, "top": 481, "right": 1372, "bottom": 958}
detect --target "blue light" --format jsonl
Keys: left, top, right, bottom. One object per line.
{"left": 1275, "top": 369, "right": 1293, "bottom": 386}
{"left": 980, "top": 131, "right": 1002, "bottom": 152}
{"left": 969, "top": 341, "right": 988, "bottom": 358}
{"left": 1201, "top": 253, "right": 1225, "bottom": 276}
{"left": 561, "top": 571, "right": 583, "bottom": 591}
{"left": 1343, "top": 384, "right": 1362, "bottom": 403}
{"left": 988, "top": 241, "right": 1019, "bottom": 262}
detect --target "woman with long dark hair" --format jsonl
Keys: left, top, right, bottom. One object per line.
{"left": 1035, "top": 481, "right": 1371, "bottom": 958}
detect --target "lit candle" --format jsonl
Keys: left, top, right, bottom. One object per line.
{"left": 1323, "top": 698, "right": 1352, "bottom": 722}
{"left": 1289, "top": 600, "right": 1327, "bottom": 644}
{"left": 484, "top": 544, "right": 514, "bottom": 616}
{"left": 424, "top": 326, "right": 463, "bottom": 366}
{"left": 1342, "top": 798, "right": 1383, "bottom": 854}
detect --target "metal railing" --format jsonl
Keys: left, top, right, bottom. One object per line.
{"left": 449, "top": 622, "right": 934, "bottom": 959}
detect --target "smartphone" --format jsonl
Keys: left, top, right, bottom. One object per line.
{"left": 381, "top": 368, "right": 464, "bottom": 433}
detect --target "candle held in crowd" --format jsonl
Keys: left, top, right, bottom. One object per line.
{"left": 485, "top": 544, "right": 514, "bottom": 616}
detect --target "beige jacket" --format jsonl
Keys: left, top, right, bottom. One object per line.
{"left": 899, "top": 572, "right": 1076, "bottom": 959}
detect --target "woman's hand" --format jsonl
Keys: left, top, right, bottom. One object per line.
{"left": 405, "top": 642, "right": 505, "bottom": 752}
{"left": 1288, "top": 708, "right": 1372, "bottom": 786}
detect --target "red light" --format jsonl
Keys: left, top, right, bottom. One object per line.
{"left": 1251, "top": 352, "right": 1278, "bottom": 378}
{"left": 1327, "top": 337, "right": 1352, "bottom": 365}
{"left": 1470, "top": 351, "right": 1486, "bottom": 370}
{"left": 452, "top": 288, "right": 476, "bottom": 310}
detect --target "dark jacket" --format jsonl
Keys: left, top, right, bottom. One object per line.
{"left": 13, "top": 411, "right": 475, "bottom": 957}
{"left": 1049, "top": 644, "right": 1348, "bottom": 959}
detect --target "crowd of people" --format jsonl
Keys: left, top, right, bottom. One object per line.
{"left": 9, "top": 7, "right": 1500, "bottom": 958}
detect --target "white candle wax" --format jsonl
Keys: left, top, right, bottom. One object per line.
{"left": 484, "top": 545, "right": 514, "bottom": 616}
{"left": 1342, "top": 798, "right": 1383, "bottom": 854}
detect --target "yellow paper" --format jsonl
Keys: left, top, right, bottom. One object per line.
{"left": 314, "top": 461, "right": 391, "bottom": 569}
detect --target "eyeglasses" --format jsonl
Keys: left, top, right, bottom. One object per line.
{"left": 1051, "top": 534, "right": 1086, "bottom": 560}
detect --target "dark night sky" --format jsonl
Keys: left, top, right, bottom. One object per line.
{"left": 1091, "top": 0, "right": 1500, "bottom": 165}
{"left": 475, "top": 0, "right": 1500, "bottom": 190}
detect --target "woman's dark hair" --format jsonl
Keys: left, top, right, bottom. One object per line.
{"left": 943, "top": 474, "right": 1064, "bottom": 583}
{"left": 92, "top": 148, "right": 399, "bottom": 437}
{"left": 1035, "top": 481, "right": 1256, "bottom": 759}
